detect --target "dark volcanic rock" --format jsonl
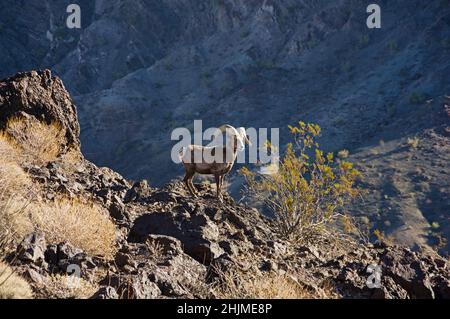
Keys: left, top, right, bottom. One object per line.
{"left": 91, "top": 286, "right": 119, "bottom": 300}
{"left": 124, "top": 180, "right": 153, "bottom": 203}
{"left": 17, "top": 232, "right": 47, "bottom": 267}
{"left": 0, "top": 69, "right": 80, "bottom": 153}
{"left": 103, "top": 240, "right": 207, "bottom": 299}
{"left": 326, "top": 244, "right": 450, "bottom": 299}
{"left": 127, "top": 183, "right": 272, "bottom": 265}
{"left": 117, "top": 270, "right": 162, "bottom": 299}
{"left": 379, "top": 247, "right": 450, "bottom": 299}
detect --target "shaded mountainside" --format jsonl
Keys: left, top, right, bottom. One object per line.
{"left": 0, "top": 0, "right": 449, "bottom": 253}
{"left": 0, "top": 70, "right": 449, "bottom": 299}
{"left": 1, "top": 1, "right": 448, "bottom": 177}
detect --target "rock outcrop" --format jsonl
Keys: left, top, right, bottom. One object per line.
{"left": 0, "top": 69, "right": 80, "bottom": 153}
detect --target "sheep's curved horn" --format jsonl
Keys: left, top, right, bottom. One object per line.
{"left": 237, "top": 127, "right": 251, "bottom": 146}
{"left": 212, "top": 124, "right": 239, "bottom": 139}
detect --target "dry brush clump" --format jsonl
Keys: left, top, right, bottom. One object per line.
{"left": 0, "top": 123, "right": 117, "bottom": 260}
{"left": 0, "top": 262, "right": 33, "bottom": 299}
{"left": 241, "top": 121, "right": 362, "bottom": 244}
{"left": 1, "top": 188, "right": 117, "bottom": 261}
{"left": 39, "top": 274, "right": 98, "bottom": 299}
{"left": 30, "top": 197, "right": 118, "bottom": 260}
{"left": 212, "top": 266, "right": 337, "bottom": 299}
{"left": 0, "top": 137, "right": 35, "bottom": 252}
{"left": 1, "top": 117, "right": 66, "bottom": 166}
{"left": 406, "top": 136, "right": 420, "bottom": 149}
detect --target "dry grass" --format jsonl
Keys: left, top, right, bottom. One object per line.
{"left": 42, "top": 274, "right": 98, "bottom": 299}
{"left": 212, "top": 268, "right": 338, "bottom": 299}
{"left": 406, "top": 137, "right": 420, "bottom": 149}
{"left": 0, "top": 145, "right": 35, "bottom": 251}
{"left": 0, "top": 262, "right": 33, "bottom": 299}
{"left": 0, "top": 195, "right": 34, "bottom": 253}
{"left": 0, "top": 117, "right": 116, "bottom": 299}
{"left": 1, "top": 194, "right": 117, "bottom": 260}
{"left": 31, "top": 197, "right": 117, "bottom": 259}
{"left": 146, "top": 239, "right": 165, "bottom": 261}
{"left": 0, "top": 134, "right": 19, "bottom": 165}
{"left": 1, "top": 117, "right": 65, "bottom": 165}
{"left": 1, "top": 121, "right": 117, "bottom": 260}
{"left": 337, "top": 149, "right": 350, "bottom": 159}
{"left": 58, "top": 148, "right": 84, "bottom": 172}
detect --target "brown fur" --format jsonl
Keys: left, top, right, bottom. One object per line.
{"left": 181, "top": 135, "right": 239, "bottom": 200}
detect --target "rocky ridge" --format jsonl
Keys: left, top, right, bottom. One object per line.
{"left": 1, "top": 70, "right": 449, "bottom": 299}
{"left": 1, "top": 0, "right": 450, "bottom": 254}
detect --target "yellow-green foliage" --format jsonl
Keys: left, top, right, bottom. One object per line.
{"left": 241, "top": 121, "right": 361, "bottom": 242}
{"left": 0, "top": 262, "right": 33, "bottom": 299}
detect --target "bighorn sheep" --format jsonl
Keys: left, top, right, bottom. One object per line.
{"left": 179, "top": 124, "right": 251, "bottom": 200}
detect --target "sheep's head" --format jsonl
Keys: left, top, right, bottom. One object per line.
{"left": 214, "top": 125, "right": 250, "bottom": 152}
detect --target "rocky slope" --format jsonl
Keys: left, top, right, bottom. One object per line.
{"left": 1, "top": 0, "right": 449, "bottom": 253}
{"left": 0, "top": 70, "right": 449, "bottom": 299}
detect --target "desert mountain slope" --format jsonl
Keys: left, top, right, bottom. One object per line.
{"left": 0, "top": 70, "right": 449, "bottom": 299}
{"left": 0, "top": 1, "right": 449, "bottom": 252}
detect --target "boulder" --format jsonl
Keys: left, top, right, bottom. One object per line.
{"left": 329, "top": 245, "right": 450, "bottom": 299}
{"left": 91, "top": 286, "right": 120, "bottom": 299}
{"left": 0, "top": 69, "right": 80, "bottom": 153}
{"left": 17, "top": 232, "right": 47, "bottom": 266}
{"left": 118, "top": 270, "right": 162, "bottom": 299}
{"left": 124, "top": 180, "right": 152, "bottom": 203}
{"left": 379, "top": 247, "right": 435, "bottom": 298}
{"left": 128, "top": 211, "right": 224, "bottom": 264}
{"left": 42, "top": 242, "right": 96, "bottom": 275}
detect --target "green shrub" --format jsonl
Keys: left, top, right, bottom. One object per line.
{"left": 359, "top": 34, "right": 370, "bottom": 46}
{"left": 241, "top": 121, "right": 361, "bottom": 243}
{"left": 409, "top": 92, "right": 426, "bottom": 104}
{"left": 387, "top": 40, "right": 398, "bottom": 52}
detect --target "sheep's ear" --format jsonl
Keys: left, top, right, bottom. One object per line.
{"left": 245, "top": 135, "right": 252, "bottom": 146}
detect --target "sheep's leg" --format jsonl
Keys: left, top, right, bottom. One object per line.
{"left": 183, "top": 174, "right": 193, "bottom": 195}
{"left": 215, "top": 174, "right": 223, "bottom": 201}
{"left": 219, "top": 175, "right": 225, "bottom": 189}
{"left": 189, "top": 177, "right": 199, "bottom": 197}
{"left": 220, "top": 175, "right": 226, "bottom": 200}
{"left": 184, "top": 172, "right": 197, "bottom": 198}
{"left": 189, "top": 179, "right": 199, "bottom": 198}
